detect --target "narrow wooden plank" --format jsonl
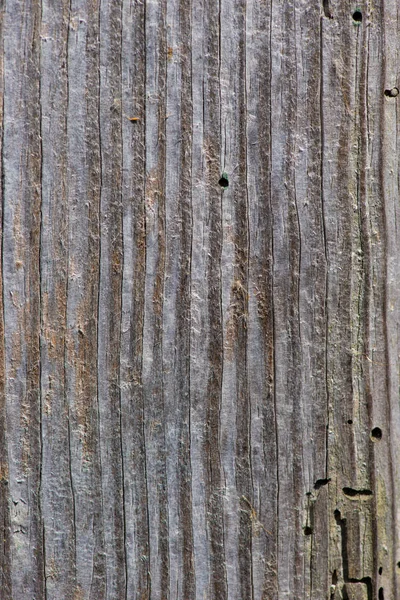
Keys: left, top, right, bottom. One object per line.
{"left": 190, "top": 0, "right": 228, "bottom": 598}
{"left": 321, "top": 3, "right": 356, "bottom": 591}
{"left": 189, "top": 0, "right": 212, "bottom": 597}
{"left": 323, "top": 0, "right": 370, "bottom": 497}
{"left": 120, "top": 0, "right": 149, "bottom": 597}
{"left": 349, "top": 2, "right": 396, "bottom": 596}
{"left": 163, "top": 0, "right": 195, "bottom": 597}
{"left": 245, "top": 0, "right": 278, "bottom": 597}
{"left": 65, "top": 0, "right": 105, "bottom": 596}
{"left": 269, "top": 1, "right": 329, "bottom": 598}
{"left": 3, "top": 0, "right": 43, "bottom": 596}
{"left": 270, "top": 1, "right": 304, "bottom": 597}
{"left": 142, "top": 0, "right": 169, "bottom": 596}
{"left": 0, "top": 0, "right": 11, "bottom": 594}
{"left": 292, "top": 1, "right": 329, "bottom": 598}
{"left": 360, "top": 2, "right": 395, "bottom": 583}
{"left": 242, "top": 0, "right": 278, "bottom": 598}
{"left": 380, "top": 0, "right": 400, "bottom": 597}
{"left": 97, "top": 1, "right": 125, "bottom": 597}
{"left": 293, "top": 0, "right": 328, "bottom": 489}
{"left": 220, "top": 0, "right": 253, "bottom": 597}
{"left": 40, "top": 0, "right": 76, "bottom": 596}
{"left": 322, "top": 2, "right": 382, "bottom": 598}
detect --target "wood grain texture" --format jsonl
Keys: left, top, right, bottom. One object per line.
{"left": 0, "top": 1, "right": 399, "bottom": 599}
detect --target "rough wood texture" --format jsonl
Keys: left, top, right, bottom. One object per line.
{"left": 0, "top": 0, "right": 399, "bottom": 598}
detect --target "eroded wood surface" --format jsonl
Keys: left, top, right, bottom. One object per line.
{"left": 0, "top": 0, "right": 399, "bottom": 598}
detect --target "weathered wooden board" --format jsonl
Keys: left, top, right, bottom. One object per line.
{"left": 0, "top": 0, "right": 399, "bottom": 598}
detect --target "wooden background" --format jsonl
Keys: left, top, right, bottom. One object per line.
{"left": 0, "top": 0, "right": 399, "bottom": 598}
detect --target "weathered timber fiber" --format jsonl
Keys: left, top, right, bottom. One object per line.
{"left": 0, "top": 0, "right": 399, "bottom": 598}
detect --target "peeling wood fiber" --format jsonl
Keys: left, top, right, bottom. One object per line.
{"left": 0, "top": 0, "right": 399, "bottom": 599}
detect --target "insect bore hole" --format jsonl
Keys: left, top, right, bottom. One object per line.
{"left": 379, "top": 567, "right": 383, "bottom": 575}
{"left": 371, "top": 427, "right": 382, "bottom": 440}
{"left": 304, "top": 526, "right": 313, "bottom": 536}
{"left": 219, "top": 173, "right": 229, "bottom": 188}
{"left": 352, "top": 10, "right": 362, "bottom": 22}
{"left": 347, "top": 419, "right": 353, "bottom": 425}
{"left": 322, "top": 0, "right": 333, "bottom": 19}
{"left": 385, "top": 88, "right": 399, "bottom": 98}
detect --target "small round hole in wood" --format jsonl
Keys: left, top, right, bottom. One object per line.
{"left": 371, "top": 427, "right": 382, "bottom": 440}
{"left": 219, "top": 173, "right": 229, "bottom": 188}
{"left": 385, "top": 88, "right": 399, "bottom": 98}
{"left": 352, "top": 10, "right": 362, "bottom": 22}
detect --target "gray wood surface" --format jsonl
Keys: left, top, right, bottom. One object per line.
{"left": 0, "top": 0, "right": 398, "bottom": 598}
